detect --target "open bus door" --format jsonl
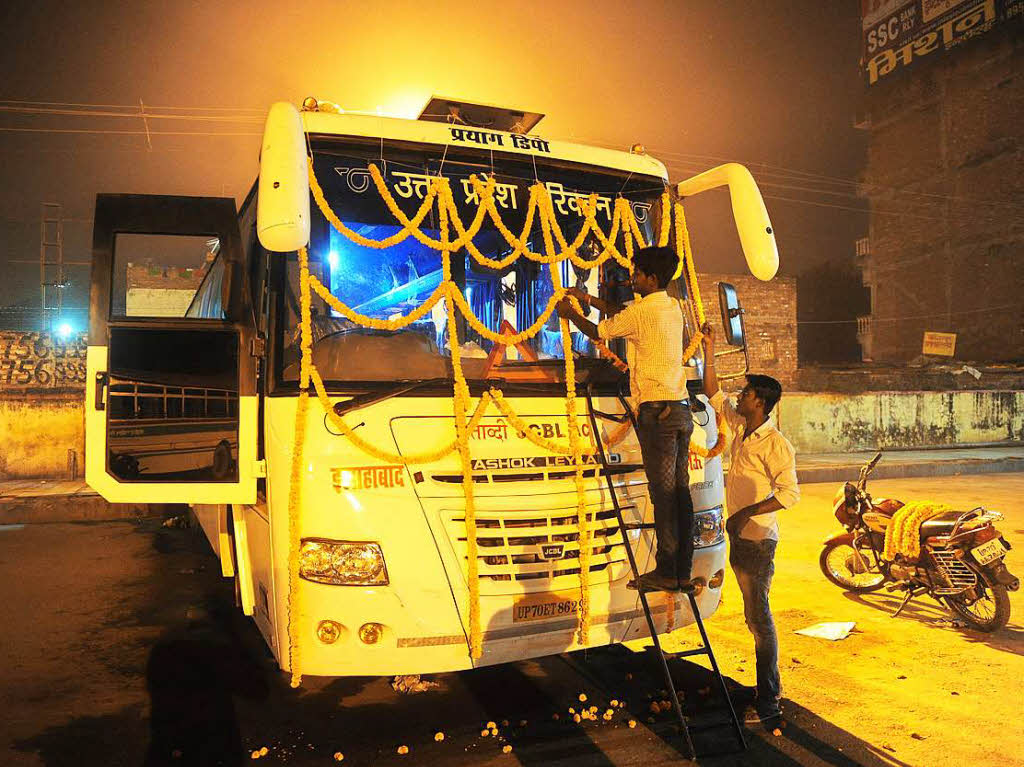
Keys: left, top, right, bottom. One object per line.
{"left": 86, "top": 194, "right": 259, "bottom": 504}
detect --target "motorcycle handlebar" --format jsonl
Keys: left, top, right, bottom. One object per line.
{"left": 856, "top": 451, "right": 883, "bottom": 490}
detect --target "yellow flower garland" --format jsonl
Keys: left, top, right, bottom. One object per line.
{"left": 542, "top": 212, "right": 593, "bottom": 645}
{"left": 883, "top": 501, "right": 953, "bottom": 562}
{"left": 488, "top": 388, "right": 595, "bottom": 456}
{"left": 675, "top": 202, "right": 706, "bottom": 326}
{"left": 288, "top": 155, "right": 722, "bottom": 674}
{"left": 286, "top": 244, "right": 315, "bottom": 688}
{"left": 308, "top": 159, "right": 439, "bottom": 250}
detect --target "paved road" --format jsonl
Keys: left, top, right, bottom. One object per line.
{"left": 2, "top": 473, "right": 1022, "bottom": 766}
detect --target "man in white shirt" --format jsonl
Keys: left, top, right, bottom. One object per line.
{"left": 700, "top": 321, "right": 799, "bottom": 723}
{"left": 556, "top": 246, "right": 697, "bottom": 593}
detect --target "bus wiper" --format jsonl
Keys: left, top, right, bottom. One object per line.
{"left": 333, "top": 378, "right": 450, "bottom": 417}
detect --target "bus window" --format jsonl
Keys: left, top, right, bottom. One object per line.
{"left": 278, "top": 139, "right": 666, "bottom": 392}
{"left": 185, "top": 251, "right": 226, "bottom": 319}
{"left": 112, "top": 234, "right": 222, "bottom": 318}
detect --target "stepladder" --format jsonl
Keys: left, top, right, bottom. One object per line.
{"left": 584, "top": 384, "right": 747, "bottom": 759}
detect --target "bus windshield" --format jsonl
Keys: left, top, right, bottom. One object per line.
{"left": 279, "top": 137, "right": 666, "bottom": 391}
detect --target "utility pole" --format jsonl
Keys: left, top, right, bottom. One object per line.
{"left": 40, "top": 202, "right": 65, "bottom": 332}
{"left": 9, "top": 203, "right": 89, "bottom": 333}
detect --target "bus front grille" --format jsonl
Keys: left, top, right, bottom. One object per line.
{"left": 444, "top": 503, "right": 638, "bottom": 593}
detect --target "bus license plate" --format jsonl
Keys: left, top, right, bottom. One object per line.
{"left": 512, "top": 591, "right": 581, "bottom": 623}
{"left": 972, "top": 538, "right": 1007, "bottom": 566}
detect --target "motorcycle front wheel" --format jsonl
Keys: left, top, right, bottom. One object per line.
{"left": 944, "top": 567, "right": 1010, "bottom": 632}
{"left": 819, "top": 542, "right": 886, "bottom": 592}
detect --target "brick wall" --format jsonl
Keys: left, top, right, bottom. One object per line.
{"left": 696, "top": 272, "right": 797, "bottom": 391}
{"left": 861, "top": 27, "right": 1024, "bottom": 363}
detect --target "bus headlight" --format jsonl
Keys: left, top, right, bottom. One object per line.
{"left": 693, "top": 509, "right": 725, "bottom": 548}
{"left": 299, "top": 539, "right": 389, "bottom": 585}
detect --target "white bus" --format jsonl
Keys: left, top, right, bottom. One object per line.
{"left": 86, "top": 97, "right": 778, "bottom": 679}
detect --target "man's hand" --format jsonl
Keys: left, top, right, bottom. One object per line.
{"left": 566, "top": 286, "right": 590, "bottom": 305}
{"left": 725, "top": 508, "right": 750, "bottom": 537}
{"left": 556, "top": 296, "right": 600, "bottom": 340}
{"left": 700, "top": 321, "right": 714, "bottom": 350}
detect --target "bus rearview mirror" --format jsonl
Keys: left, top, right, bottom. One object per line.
{"left": 257, "top": 101, "right": 311, "bottom": 252}
{"left": 676, "top": 163, "right": 779, "bottom": 282}
{"left": 718, "top": 282, "right": 745, "bottom": 347}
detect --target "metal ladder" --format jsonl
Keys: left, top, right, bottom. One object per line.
{"left": 584, "top": 384, "right": 747, "bottom": 759}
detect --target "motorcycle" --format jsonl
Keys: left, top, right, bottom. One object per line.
{"left": 820, "top": 452, "right": 1018, "bottom": 632}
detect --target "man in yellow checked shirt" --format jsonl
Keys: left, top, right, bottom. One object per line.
{"left": 557, "top": 245, "right": 698, "bottom": 594}
{"left": 700, "top": 320, "right": 799, "bottom": 725}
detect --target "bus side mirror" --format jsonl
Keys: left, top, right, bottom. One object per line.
{"left": 718, "top": 282, "right": 746, "bottom": 347}
{"left": 676, "top": 163, "right": 778, "bottom": 281}
{"left": 257, "top": 101, "right": 311, "bottom": 252}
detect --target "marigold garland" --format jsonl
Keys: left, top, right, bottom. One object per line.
{"left": 435, "top": 202, "right": 487, "bottom": 659}
{"left": 542, "top": 211, "right": 593, "bottom": 645}
{"left": 883, "top": 501, "right": 952, "bottom": 562}
{"left": 287, "top": 154, "right": 725, "bottom": 673}
{"left": 308, "top": 158, "right": 439, "bottom": 250}
{"left": 675, "top": 202, "right": 706, "bottom": 326}
{"left": 488, "top": 388, "right": 595, "bottom": 456}
{"left": 286, "top": 244, "right": 315, "bottom": 688}
{"left": 310, "top": 364, "right": 493, "bottom": 465}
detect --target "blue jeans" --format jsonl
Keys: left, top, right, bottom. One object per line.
{"left": 635, "top": 401, "right": 695, "bottom": 580}
{"left": 729, "top": 536, "right": 781, "bottom": 714}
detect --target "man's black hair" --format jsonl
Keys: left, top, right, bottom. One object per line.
{"left": 745, "top": 374, "right": 783, "bottom": 415}
{"left": 633, "top": 245, "right": 679, "bottom": 289}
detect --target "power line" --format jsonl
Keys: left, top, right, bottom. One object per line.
{"left": 0, "top": 126, "right": 261, "bottom": 136}
{"left": 661, "top": 158, "right": 1020, "bottom": 221}
{"left": 649, "top": 146, "right": 1024, "bottom": 211}
{"left": 0, "top": 104, "right": 263, "bottom": 123}
{"left": 797, "top": 302, "right": 1019, "bottom": 324}
{"left": 0, "top": 99, "right": 265, "bottom": 112}
{"left": 661, "top": 159, "right": 1015, "bottom": 224}
{"left": 566, "top": 131, "right": 1024, "bottom": 211}
{"left": 3, "top": 99, "right": 1022, "bottom": 211}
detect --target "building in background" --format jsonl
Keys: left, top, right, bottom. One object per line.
{"left": 698, "top": 273, "right": 797, "bottom": 390}
{"left": 856, "top": 0, "right": 1023, "bottom": 363}
{"left": 125, "top": 260, "right": 208, "bottom": 317}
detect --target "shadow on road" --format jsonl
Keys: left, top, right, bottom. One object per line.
{"left": 566, "top": 645, "right": 918, "bottom": 766}
{"left": 9, "top": 520, "right": 934, "bottom": 766}
{"left": 841, "top": 590, "right": 1024, "bottom": 655}
{"left": 141, "top": 602, "right": 269, "bottom": 766}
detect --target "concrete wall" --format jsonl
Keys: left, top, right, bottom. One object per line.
{"left": 0, "top": 393, "right": 84, "bottom": 479}
{"left": 778, "top": 390, "right": 1023, "bottom": 454}
{"left": 0, "top": 331, "right": 87, "bottom": 480}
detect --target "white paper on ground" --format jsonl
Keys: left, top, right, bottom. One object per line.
{"left": 794, "top": 621, "right": 856, "bottom": 640}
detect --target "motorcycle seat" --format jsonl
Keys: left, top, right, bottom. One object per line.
{"left": 918, "top": 510, "right": 965, "bottom": 538}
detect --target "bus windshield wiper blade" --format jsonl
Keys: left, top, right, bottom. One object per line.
{"left": 333, "top": 378, "right": 450, "bottom": 417}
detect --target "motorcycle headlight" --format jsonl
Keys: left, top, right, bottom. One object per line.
{"left": 693, "top": 508, "right": 725, "bottom": 548}
{"left": 299, "top": 539, "right": 389, "bottom": 586}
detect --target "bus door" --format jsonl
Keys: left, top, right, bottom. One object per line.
{"left": 86, "top": 194, "right": 259, "bottom": 504}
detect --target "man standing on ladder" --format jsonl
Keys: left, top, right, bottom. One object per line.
{"left": 557, "top": 245, "right": 697, "bottom": 593}
{"left": 700, "top": 321, "right": 799, "bottom": 724}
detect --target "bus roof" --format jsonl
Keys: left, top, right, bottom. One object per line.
{"left": 300, "top": 111, "right": 669, "bottom": 182}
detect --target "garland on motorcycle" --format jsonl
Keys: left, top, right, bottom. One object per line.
{"left": 819, "top": 452, "right": 1018, "bottom": 632}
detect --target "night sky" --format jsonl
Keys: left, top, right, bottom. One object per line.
{"left": 0, "top": 0, "right": 867, "bottom": 320}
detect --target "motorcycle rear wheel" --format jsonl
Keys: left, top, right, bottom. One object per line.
{"left": 944, "top": 568, "right": 1010, "bottom": 632}
{"left": 819, "top": 542, "right": 886, "bottom": 593}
